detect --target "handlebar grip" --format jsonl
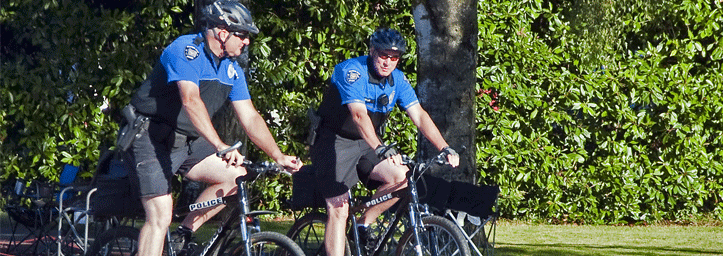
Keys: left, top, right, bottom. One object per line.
{"left": 216, "top": 141, "right": 243, "bottom": 158}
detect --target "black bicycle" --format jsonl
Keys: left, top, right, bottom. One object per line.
{"left": 287, "top": 150, "right": 470, "bottom": 256}
{"left": 86, "top": 142, "right": 305, "bottom": 256}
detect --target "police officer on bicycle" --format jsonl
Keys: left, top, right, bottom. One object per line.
{"left": 311, "top": 27, "right": 460, "bottom": 256}
{"left": 121, "top": 1, "right": 302, "bottom": 255}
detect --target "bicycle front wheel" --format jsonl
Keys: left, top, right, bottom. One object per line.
{"left": 222, "top": 231, "right": 305, "bottom": 256}
{"left": 286, "top": 212, "right": 351, "bottom": 256}
{"left": 396, "top": 215, "right": 470, "bottom": 256}
{"left": 86, "top": 226, "right": 140, "bottom": 256}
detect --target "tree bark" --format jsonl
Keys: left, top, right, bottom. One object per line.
{"left": 413, "top": 0, "right": 477, "bottom": 184}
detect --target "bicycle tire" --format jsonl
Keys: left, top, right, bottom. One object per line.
{"left": 395, "top": 215, "right": 471, "bottom": 256}
{"left": 86, "top": 226, "right": 140, "bottom": 256}
{"left": 221, "top": 231, "right": 305, "bottom": 256}
{"left": 286, "top": 212, "right": 351, "bottom": 256}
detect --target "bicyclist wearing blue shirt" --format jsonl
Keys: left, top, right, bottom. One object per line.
{"left": 311, "top": 27, "right": 460, "bottom": 256}
{"left": 125, "top": 1, "right": 302, "bottom": 255}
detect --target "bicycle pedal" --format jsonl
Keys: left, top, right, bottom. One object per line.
{"left": 170, "top": 228, "right": 197, "bottom": 255}
{"left": 177, "top": 242, "right": 198, "bottom": 256}
{"left": 353, "top": 225, "right": 379, "bottom": 254}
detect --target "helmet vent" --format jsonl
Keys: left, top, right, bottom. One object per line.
{"left": 227, "top": 15, "right": 239, "bottom": 24}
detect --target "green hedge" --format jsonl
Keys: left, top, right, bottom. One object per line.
{"left": 1, "top": 0, "right": 194, "bottom": 181}
{"left": 474, "top": 0, "right": 723, "bottom": 223}
{"left": 2, "top": 0, "right": 721, "bottom": 223}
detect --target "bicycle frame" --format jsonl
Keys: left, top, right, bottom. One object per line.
{"left": 346, "top": 156, "right": 439, "bottom": 256}
{"left": 165, "top": 163, "right": 278, "bottom": 256}
{"left": 348, "top": 188, "right": 409, "bottom": 256}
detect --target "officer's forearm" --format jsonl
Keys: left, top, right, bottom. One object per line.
{"left": 351, "top": 109, "right": 382, "bottom": 149}
{"left": 242, "top": 112, "right": 284, "bottom": 161}
{"left": 178, "top": 81, "right": 225, "bottom": 150}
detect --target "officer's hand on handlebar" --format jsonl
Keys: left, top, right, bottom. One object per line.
{"left": 441, "top": 146, "right": 460, "bottom": 167}
{"left": 276, "top": 155, "right": 303, "bottom": 174}
{"left": 217, "top": 143, "right": 245, "bottom": 168}
{"left": 376, "top": 144, "right": 402, "bottom": 166}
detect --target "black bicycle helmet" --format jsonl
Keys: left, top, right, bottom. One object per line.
{"left": 202, "top": 0, "right": 259, "bottom": 34}
{"left": 370, "top": 28, "right": 407, "bottom": 53}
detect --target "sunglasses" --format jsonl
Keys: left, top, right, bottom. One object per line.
{"left": 378, "top": 53, "right": 400, "bottom": 62}
{"left": 232, "top": 31, "right": 249, "bottom": 40}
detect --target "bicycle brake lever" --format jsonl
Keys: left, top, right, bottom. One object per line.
{"left": 435, "top": 154, "right": 448, "bottom": 165}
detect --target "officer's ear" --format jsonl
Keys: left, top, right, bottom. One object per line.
{"left": 216, "top": 28, "right": 230, "bottom": 41}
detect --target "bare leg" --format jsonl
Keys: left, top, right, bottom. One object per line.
{"left": 325, "top": 192, "right": 350, "bottom": 256}
{"left": 180, "top": 154, "right": 247, "bottom": 231}
{"left": 138, "top": 194, "right": 173, "bottom": 256}
{"left": 357, "top": 160, "right": 408, "bottom": 226}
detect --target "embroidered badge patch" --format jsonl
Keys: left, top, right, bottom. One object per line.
{"left": 227, "top": 63, "right": 239, "bottom": 79}
{"left": 346, "top": 70, "right": 361, "bottom": 84}
{"left": 185, "top": 46, "right": 199, "bottom": 60}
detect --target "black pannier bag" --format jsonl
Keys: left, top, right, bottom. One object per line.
{"left": 89, "top": 151, "right": 144, "bottom": 218}
{"left": 416, "top": 174, "right": 453, "bottom": 211}
{"left": 290, "top": 165, "right": 326, "bottom": 211}
{"left": 447, "top": 180, "right": 499, "bottom": 218}
{"left": 417, "top": 174, "right": 499, "bottom": 218}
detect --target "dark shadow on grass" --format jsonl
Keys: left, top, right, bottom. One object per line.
{"left": 495, "top": 242, "right": 723, "bottom": 256}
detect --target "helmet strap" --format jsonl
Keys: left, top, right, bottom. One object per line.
{"left": 213, "top": 28, "right": 233, "bottom": 58}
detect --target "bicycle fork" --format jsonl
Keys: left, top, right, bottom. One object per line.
{"left": 408, "top": 178, "right": 425, "bottom": 256}
{"left": 408, "top": 164, "right": 439, "bottom": 256}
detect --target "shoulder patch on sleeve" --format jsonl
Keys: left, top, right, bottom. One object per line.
{"left": 185, "top": 45, "right": 199, "bottom": 60}
{"left": 346, "top": 70, "right": 361, "bottom": 84}
{"left": 227, "top": 63, "right": 239, "bottom": 79}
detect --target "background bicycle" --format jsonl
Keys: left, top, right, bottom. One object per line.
{"left": 1, "top": 154, "right": 142, "bottom": 256}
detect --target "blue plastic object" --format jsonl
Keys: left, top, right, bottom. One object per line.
{"left": 57, "top": 164, "right": 80, "bottom": 202}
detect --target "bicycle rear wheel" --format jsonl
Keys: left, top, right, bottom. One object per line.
{"left": 222, "top": 231, "right": 304, "bottom": 256}
{"left": 396, "top": 215, "right": 470, "bottom": 256}
{"left": 86, "top": 226, "right": 139, "bottom": 256}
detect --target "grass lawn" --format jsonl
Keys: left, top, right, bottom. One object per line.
{"left": 251, "top": 216, "right": 723, "bottom": 256}
{"left": 3, "top": 211, "right": 722, "bottom": 255}
{"left": 494, "top": 220, "right": 723, "bottom": 256}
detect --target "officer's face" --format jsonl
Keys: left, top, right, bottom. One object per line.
{"left": 372, "top": 49, "right": 401, "bottom": 77}
{"left": 224, "top": 30, "right": 251, "bottom": 57}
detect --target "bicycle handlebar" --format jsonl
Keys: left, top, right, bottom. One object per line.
{"left": 405, "top": 145, "right": 465, "bottom": 165}
{"left": 235, "top": 160, "right": 289, "bottom": 184}
{"left": 401, "top": 146, "right": 465, "bottom": 178}
{"left": 216, "top": 141, "right": 244, "bottom": 158}
{"left": 243, "top": 160, "right": 288, "bottom": 175}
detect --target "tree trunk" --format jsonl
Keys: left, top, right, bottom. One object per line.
{"left": 413, "top": 0, "right": 477, "bottom": 184}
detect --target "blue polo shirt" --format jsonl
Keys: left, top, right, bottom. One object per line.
{"left": 319, "top": 56, "right": 419, "bottom": 139}
{"left": 131, "top": 32, "right": 251, "bottom": 137}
